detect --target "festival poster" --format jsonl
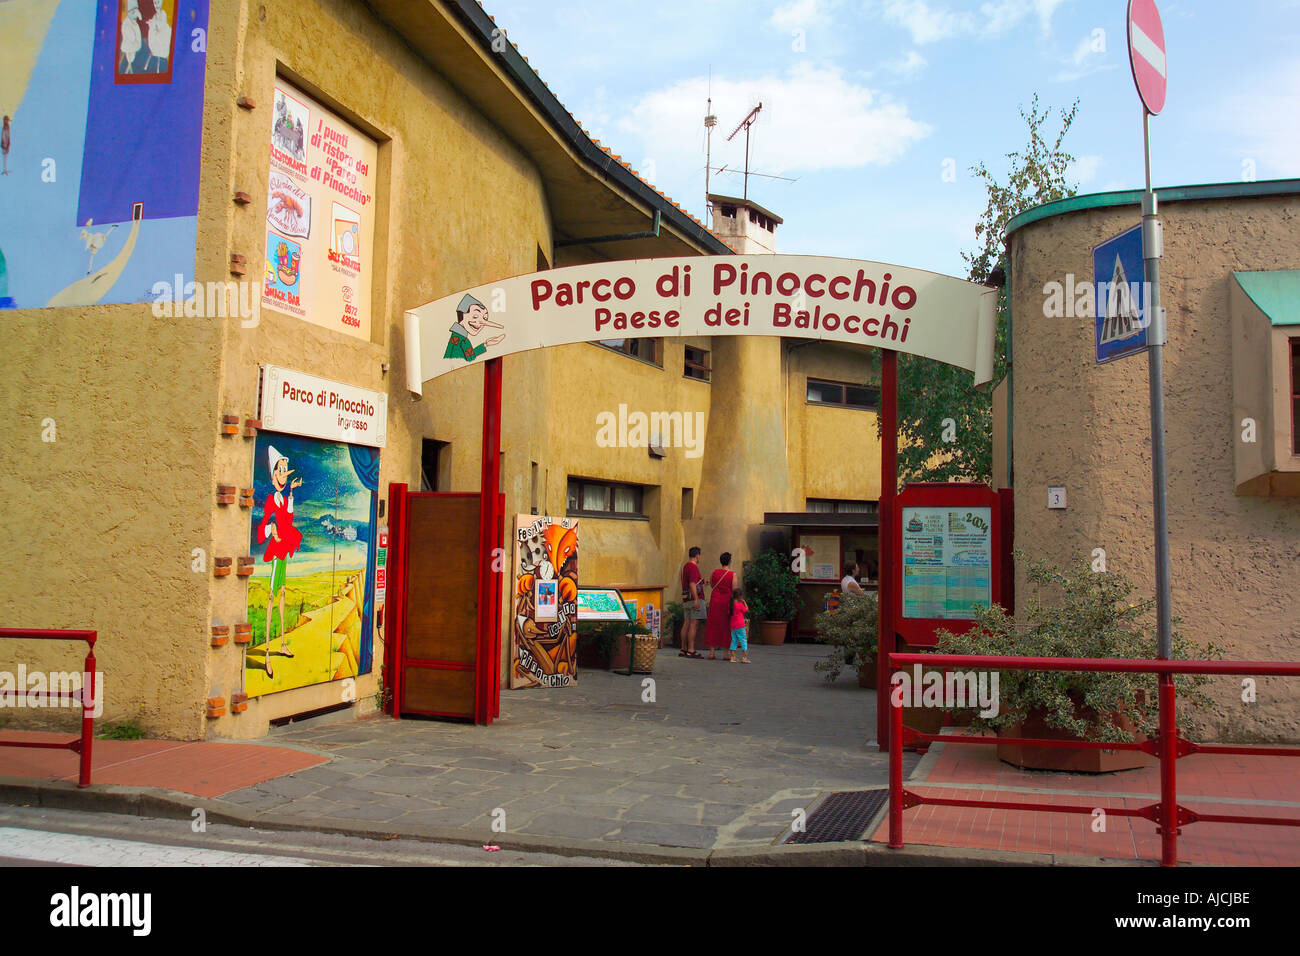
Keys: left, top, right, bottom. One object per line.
{"left": 900, "top": 507, "right": 992, "bottom": 620}
{"left": 511, "top": 515, "right": 579, "bottom": 689}
{"left": 246, "top": 432, "right": 379, "bottom": 697}
{"left": 262, "top": 80, "right": 376, "bottom": 340}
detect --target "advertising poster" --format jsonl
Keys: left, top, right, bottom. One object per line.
{"left": 901, "top": 508, "right": 992, "bottom": 619}
{"left": 798, "top": 533, "right": 841, "bottom": 581}
{"left": 0, "top": 0, "right": 209, "bottom": 310}
{"left": 511, "top": 515, "right": 579, "bottom": 688}
{"left": 246, "top": 432, "right": 379, "bottom": 697}
{"left": 263, "top": 80, "right": 376, "bottom": 340}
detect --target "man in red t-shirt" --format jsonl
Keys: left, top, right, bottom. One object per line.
{"left": 679, "top": 546, "right": 706, "bottom": 658}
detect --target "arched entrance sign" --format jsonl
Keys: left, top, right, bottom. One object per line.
{"left": 401, "top": 255, "right": 997, "bottom": 737}
{"left": 405, "top": 255, "right": 996, "bottom": 390}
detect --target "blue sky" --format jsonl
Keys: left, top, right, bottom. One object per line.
{"left": 485, "top": 0, "right": 1300, "bottom": 277}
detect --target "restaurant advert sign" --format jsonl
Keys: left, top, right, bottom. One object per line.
{"left": 405, "top": 256, "right": 998, "bottom": 391}
{"left": 259, "top": 365, "right": 388, "bottom": 448}
{"left": 262, "top": 81, "right": 378, "bottom": 341}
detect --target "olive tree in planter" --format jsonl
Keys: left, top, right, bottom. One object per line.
{"left": 744, "top": 549, "right": 799, "bottom": 645}
{"left": 664, "top": 601, "right": 686, "bottom": 648}
{"left": 813, "top": 592, "right": 878, "bottom": 687}
{"left": 936, "top": 555, "right": 1221, "bottom": 772}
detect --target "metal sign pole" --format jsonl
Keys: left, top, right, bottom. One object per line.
{"left": 1142, "top": 109, "right": 1172, "bottom": 660}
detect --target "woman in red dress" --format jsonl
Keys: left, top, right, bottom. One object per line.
{"left": 704, "top": 552, "right": 737, "bottom": 660}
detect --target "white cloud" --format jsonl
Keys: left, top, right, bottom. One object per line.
{"left": 1052, "top": 28, "right": 1116, "bottom": 82}
{"left": 1067, "top": 154, "right": 1102, "bottom": 185}
{"left": 770, "top": 0, "right": 837, "bottom": 31}
{"left": 620, "top": 63, "right": 931, "bottom": 185}
{"left": 1220, "top": 59, "right": 1300, "bottom": 179}
{"left": 879, "top": 0, "right": 973, "bottom": 44}
{"left": 877, "top": 0, "right": 1064, "bottom": 45}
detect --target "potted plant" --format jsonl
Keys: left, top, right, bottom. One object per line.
{"left": 576, "top": 620, "right": 652, "bottom": 671}
{"left": 936, "top": 555, "right": 1221, "bottom": 772}
{"left": 744, "top": 548, "right": 799, "bottom": 645}
{"left": 813, "top": 592, "right": 878, "bottom": 687}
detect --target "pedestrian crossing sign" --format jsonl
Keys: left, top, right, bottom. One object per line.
{"left": 1093, "top": 224, "right": 1148, "bottom": 364}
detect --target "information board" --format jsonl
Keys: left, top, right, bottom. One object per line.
{"left": 901, "top": 507, "right": 992, "bottom": 619}
{"left": 576, "top": 588, "right": 631, "bottom": 621}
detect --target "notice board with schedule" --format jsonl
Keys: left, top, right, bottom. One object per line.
{"left": 893, "top": 483, "right": 1002, "bottom": 647}
{"left": 901, "top": 507, "right": 992, "bottom": 619}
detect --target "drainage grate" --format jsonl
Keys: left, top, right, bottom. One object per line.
{"left": 782, "top": 789, "right": 889, "bottom": 844}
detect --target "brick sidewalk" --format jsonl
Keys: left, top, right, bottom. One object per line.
{"left": 0, "top": 730, "right": 326, "bottom": 797}
{"left": 869, "top": 735, "right": 1300, "bottom": 865}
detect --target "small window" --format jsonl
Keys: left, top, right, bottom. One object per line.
{"left": 566, "top": 478, "right": 646, "bottom": 518}
{"left": 807, "top": 378, "right": 880, "bottom": 411}
{"left": 684, "top": 346, "right": 711, "bottom": 382}
{"left": 720, "top": 204, "right": 736, "bottom": 218}
{"left": 681, "top": 487, "right": 694, "bottom": 519}
{"left": 596, "top": 338, "right": 662, "bottom": 368}
{"left": 1292, "top": 338, "right": 1300, "bottom": 455}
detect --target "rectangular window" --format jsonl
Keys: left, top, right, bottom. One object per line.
{"left": 1292, "top": 338, "right": 1299, "bottom": 455}
{"left": 596, "top": 338, "right": 662, "bottom": 367}
{"left": 807, "top": 498, "right": 878, "bottom": 515}
{"left": 684, "top": 346, "right": 711, "bottom": 382}
{"left": 807, "top": 378, "right": 880, "bottom": 411}
{"left": 567, "top": 478, "right": 646, "bottom": 518}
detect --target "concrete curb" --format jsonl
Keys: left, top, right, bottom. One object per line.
{"left": 0, "top": 776, "right": 1153, "bottom": 866}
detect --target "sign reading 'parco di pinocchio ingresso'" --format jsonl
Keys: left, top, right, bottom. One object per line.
{"left": 259, "top": 365, "right": 388, "bottom": 448}
{"left": 404, "top": 256, "right": 997, "bottom": 392}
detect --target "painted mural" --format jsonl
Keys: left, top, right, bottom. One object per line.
{"left": 510, "top": 515, "right": 579, "bottom": 689}
{"left": 246, "top": 432, "right": 378, "bottom": 698}
{"left": 0, "top": 0, "right": 208, "bottom": 310}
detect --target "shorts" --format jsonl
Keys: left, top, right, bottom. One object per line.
{"left": 269, "top": 557, "right": 287, "bottom": 594}
{"left": 730, "top": 627, "right": 748, "bottom": 650}
{"left": 687, "top": 598, "right": 707, "bottom": 620}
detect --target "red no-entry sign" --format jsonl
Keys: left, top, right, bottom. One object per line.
{"left": 1128, "top": 0, "right": 1167, "bottom": 114}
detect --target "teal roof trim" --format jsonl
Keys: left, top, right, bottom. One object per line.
{"left": 1005, "top": 179, "right": 1300, "bottom": 240}
{"left": 1234, "top": 271, "right": 1300, "bottom": 326}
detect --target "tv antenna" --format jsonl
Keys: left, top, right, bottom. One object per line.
{"left": 704, "top": 81, "right": 717, "bottom": 214}
{"left": 726, "top": 102, "right": 762, "bottom": 200}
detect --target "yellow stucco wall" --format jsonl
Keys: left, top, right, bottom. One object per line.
{"left": 1008, "top": 192, "right": 1300, "bottom": 742}
{"left": 1, "top": 0, "right": 557, "bottom": 740}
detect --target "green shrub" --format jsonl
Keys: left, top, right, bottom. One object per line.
{"left": 576, "top": 620, "right": 651, "bottom": 664}
{"left": 744, "top": 549, "right": 799, "bottom": 622}
{"left": 813, "top": 592, "right": 879, "bottom": 683}
{"left": 935, "top": 554, "right": 1221, "bottom": 743}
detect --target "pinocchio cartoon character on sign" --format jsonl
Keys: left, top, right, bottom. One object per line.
{"left": 445, "top": 293, "right": 505, "bottom": 363}
{"left": 257, "top": 445, "right": 304, "bottom": 679}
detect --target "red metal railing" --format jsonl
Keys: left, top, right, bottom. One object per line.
{"left": 887, "top": 652, "right": 1300, "bottom": 866}
{"left": 0, "top": 628, "right": 98, "bottom": 787}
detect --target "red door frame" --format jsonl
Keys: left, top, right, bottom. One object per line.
{"left": 386, "top": 350, "right": 503, "bottom": 726}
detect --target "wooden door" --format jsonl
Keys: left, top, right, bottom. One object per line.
{"left": 399, "top": 492, "right": 480, "bottom": 718}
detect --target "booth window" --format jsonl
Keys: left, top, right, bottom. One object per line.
{"left": 684, "top": 346, "right": 711, "bottom": 382}
{"left": 807, "top": 498, "right": 878, "bottom": 514}
{"left": 807, "top": 378, "right": 880, "bottom": 411}
{"left": 566, "top": 478, "right": 646, "bottom": 518}
{"left": 596, "top": 338, "right": 662, "bottom": 368}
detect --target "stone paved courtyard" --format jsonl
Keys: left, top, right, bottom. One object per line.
{"left": 220, "top": 643, "right": 915, "bottom": 850}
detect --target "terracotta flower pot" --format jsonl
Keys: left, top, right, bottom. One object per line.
{"left": 857, "top": 654, "right": 877, "bottom": 689}
{"left": 759, "top": 621, "right": 787, "bottom": 646}
{"left": 997, "top": 703, "right": 1157, "bottom": 773}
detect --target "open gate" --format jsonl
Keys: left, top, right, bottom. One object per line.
{"left": 385, "top": 483, "right": 502, "bottom": 723}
